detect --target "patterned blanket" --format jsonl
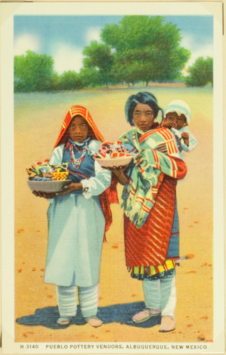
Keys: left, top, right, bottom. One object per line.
{"left": 119, "top": 127, "right": 185, "bottom": 229}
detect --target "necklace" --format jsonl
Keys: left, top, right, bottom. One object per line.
{"left": 68, "top": 139, "right": 89, "bottom": 169}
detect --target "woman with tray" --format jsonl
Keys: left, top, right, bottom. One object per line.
{"left": 33, "top": 105, "right": 117, "bottom": 327}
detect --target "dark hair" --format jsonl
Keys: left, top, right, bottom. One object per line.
{"left": 125, "top": 91, "right": 164, "bottom": 126}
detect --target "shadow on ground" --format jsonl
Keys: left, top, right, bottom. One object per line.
{"left": 16, "top": 302, "right": 161, "bottom": 329}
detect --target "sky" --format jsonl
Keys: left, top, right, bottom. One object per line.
{"left": 14, "top": 15, "right": 213, "bottom": 75}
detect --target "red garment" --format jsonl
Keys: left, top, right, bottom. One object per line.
{"left": 54, "top": 105, "right": 104, "bottom": 147}
{"left": 54, "top": 105, "right": 118, "bottom": 240}
{"left": 124, "top": 158, "right": 187, "bottom": 266}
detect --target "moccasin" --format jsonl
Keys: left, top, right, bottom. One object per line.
{"left": 159, "top": 315, "right": 176, "bottom": 332}
{"left": 57, "top": 317, "right": 72, "bottom": 325}
{"left": 88, "top": 317, "right": 103, "bottom": 328}
{"left": 132, "top": 308, "right": 161, "bottom": 324}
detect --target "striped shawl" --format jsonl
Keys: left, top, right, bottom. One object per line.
{"left": 119, "top": 126, "right": 187, "bottom": 267}
{"left": 120, "top": 127, "right": 186, "bottom": 229}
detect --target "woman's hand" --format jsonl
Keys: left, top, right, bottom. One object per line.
{"left": 33, "top": 191, "right": 56, "bottom": 199}
{"left": 56, "top": 182, "right": 83, "bottom": 195}
{"left": 103, "top": 166, "right": 128, "bottom": 185}
{"left": 181, "top": 132, "right": 189, "bottom": 146}
{"left": 32, "top": 183, "right": 83, "bottom": 198}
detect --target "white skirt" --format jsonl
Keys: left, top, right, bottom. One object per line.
{"left": 44, "top": 192, "right": 105, "bottom": 287}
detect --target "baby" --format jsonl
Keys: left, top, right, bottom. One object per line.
{"left": 162, "top": 100, "right": 197, "bottom": 152}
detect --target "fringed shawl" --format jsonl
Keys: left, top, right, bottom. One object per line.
{"left": 120, "top": 127, "right": 186, "bottom": 229}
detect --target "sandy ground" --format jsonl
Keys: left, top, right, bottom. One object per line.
{"left": 14, "top": 86, "right": 213, "bottom": 343}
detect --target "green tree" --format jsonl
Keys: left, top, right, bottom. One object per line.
{"left": 14, "top": 50, "right": 54, "bottom": 92}
{"left": 51, "top": 72, "right": 61, "bottom": 90}
{"left": 184, "top": 57, "right": 213, "bottom": 87}
{"left": 58, "top": 71, "right": 84, "bottom": 90}
{"left": 79, "top": 67, "right": 102, "bottom": 88}
{"left": 83, "top": 41, "right": 115, "bottom": 87}
{"left": 101, "top": 16, "right": 190, "bottom": 85}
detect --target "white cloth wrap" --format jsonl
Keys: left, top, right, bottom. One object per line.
{"left": 172, "top": 126, "right": 197, "bottom": 152}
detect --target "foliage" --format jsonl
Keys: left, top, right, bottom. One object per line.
{"left": 184, "top": 57, "right": 213, "bottom": 87}
{"left": 50, "top": 72, "right": 61, "bottom": 91}
{"left": 83, "top": 41, "right": 116, "bottom": 86}
{"left": 14, "top": 51, "right": 55, "bottom": 92}
{"left": 14, "top": 16, "right": 196, "bottom": 91}
{"left": 57, "top": 71, "right": 84, "bottom": 90}
{"left": 79, "top": 67, "right": 102, "bottom": 88}
{"left": 100, "top": 16, "right": 190, "bottom": 85}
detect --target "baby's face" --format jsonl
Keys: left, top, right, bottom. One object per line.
{"left": 165, "top": 112, "right": 187, "bottom": 130}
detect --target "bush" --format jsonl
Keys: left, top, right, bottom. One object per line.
{"left": 57, "top": 71, "right": 84, "bottom": 90}
{"left": 184, "top": 57, "right": 213, "bottom": 87}
{"left": 14, "top": 51, "right": 55, "bottom": 92}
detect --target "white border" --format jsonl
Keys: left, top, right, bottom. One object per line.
{"left": 213, "top": 11, "right": 224, "bottom": 346}
{"left": 10, "top": 2, "right": 213, "bottom": 15}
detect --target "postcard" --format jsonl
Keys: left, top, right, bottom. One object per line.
{"left": 1, "top": 1, "right": 224, "bottom": 354}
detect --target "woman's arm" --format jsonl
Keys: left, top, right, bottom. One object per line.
{"left": 55, "top": 182, "right": 83, "bottom": 196}
{"left": 106, "top": 167, "right": 128, "bottom": 186}
{"left": 33, "top": 191, "right": 57, "bottom": 199}
{"left": 49, "top": 145, "right": 64, "bottom": 165}
{"left": 80, "top": 160, "right": 112, "bottom": 199}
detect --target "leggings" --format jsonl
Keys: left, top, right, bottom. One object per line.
{"left": 57, "top": 284, "right": 99, "bottom": 319}
{"left": 143, "top": 270, "right": 176, "bottom": 318}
